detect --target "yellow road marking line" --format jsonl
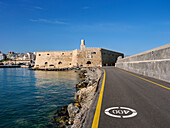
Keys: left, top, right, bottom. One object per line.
{"left": 91, "top": 69, "right": 106, "bottom": 128}
{"left": 118, "top": 68, "right": 170, "bottom": 90}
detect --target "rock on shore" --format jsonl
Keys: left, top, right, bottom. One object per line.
{"left": 52, "top": 67, "right": 102, "bottom": 128}
{"left": 69, "top": 68, "right": 102, "bottom": 128}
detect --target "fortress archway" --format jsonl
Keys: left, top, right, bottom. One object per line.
{"left": 86, "top": 61, "right": 91, "bottom": 64}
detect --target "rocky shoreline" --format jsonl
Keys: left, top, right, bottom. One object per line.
{"left": 51, "top": 67, "right": 103, "bottom": 128}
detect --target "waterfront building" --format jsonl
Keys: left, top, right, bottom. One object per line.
{"left": 17, "top": 53, "right": 25, "bottom": 60}
{"left": 34, "top": 40, "right": 124, "bottom": 69}
{"left": 0, "top": 51, "right": 6, "bottom": 61}
{"left": 7, "top": 51, "right": 17, "bottom": 60}
{"left": 26, "top": 52, "right": 36, "bottom": 60}
{"left": 2, "top": 52, "right": 36, "bottom": 65}
{"left": 6, "top": 52, "right": 35, "bottom": 61}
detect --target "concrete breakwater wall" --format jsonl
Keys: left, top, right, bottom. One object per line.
{"left": 115, "top": 44, "right": 170, "bottom": 82}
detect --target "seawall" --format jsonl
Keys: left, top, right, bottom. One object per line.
{"left": 0, "top": 65, "right": 21, "bottom": 68}
{"left": 115, "top": 44, "right": 170, "bottom": 82}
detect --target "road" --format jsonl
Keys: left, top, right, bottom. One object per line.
{"left": 94, "top": 67, "right": 170, "bottom": 128}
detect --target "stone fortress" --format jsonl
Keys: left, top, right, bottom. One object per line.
{"left": 34, "top": 40, "right": 124, "bottom": 69}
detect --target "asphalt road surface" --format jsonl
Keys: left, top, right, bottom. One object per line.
{"left": 98, "top": 67, "right": 170, "bottom": 128}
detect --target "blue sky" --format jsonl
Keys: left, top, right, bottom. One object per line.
{"left": 0, "top": 0, "right": 170, "bottom": 55}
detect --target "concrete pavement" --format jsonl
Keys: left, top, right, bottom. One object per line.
{"left": 92, "top": 67, "right": 170, "bottom": 128}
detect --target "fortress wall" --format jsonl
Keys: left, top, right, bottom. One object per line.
{"left": 35, "top": 51, "right": 73, "bottom": 69}
{"left": 34, "top": 48, "right": 103, "bottom": 69}
{"left": 71, "top": 49, "right": 78, "bottom": 67}
{"left": 116, "top": 44, "right": 170, "bottom": 82}
{"left": 33, "top": 40, "right": 124, "bottom": 69}
{"left": 77, "top": 48, "right": 102, "bottom": 67}
{"left": 101, "top": 49, "right": 124, "bottom": 66}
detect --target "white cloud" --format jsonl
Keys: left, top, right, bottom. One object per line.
{"left": 34, "top": 6, "right": 43, "bottom": 10}
{"left": 29, "top": 19, "right": 67, "bottom": 24}
{"left": 82, "top": 6, "right": 90, "bottom": 9}
{"left": 68, "top": 22, "right": 137, "bottom": 33}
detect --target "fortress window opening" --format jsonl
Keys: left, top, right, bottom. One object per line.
{"left": 58, "top": 61, "right": 62, "bottom": 64}
{"left": 92, "top": 52, "right": 96, "bottom": 54}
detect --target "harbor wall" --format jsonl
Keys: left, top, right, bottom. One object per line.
{"left": 115, "top": 44, "right": 170, "bottom": 82}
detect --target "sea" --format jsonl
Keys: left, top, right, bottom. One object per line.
{"left": 0, "top": 68, "right": 80, "bottom": 128}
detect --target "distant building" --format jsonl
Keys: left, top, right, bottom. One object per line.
{"left": 0, "top": 51, "right": 6, "bottom": 61}
{"left": 6, "top": 51, "right": 36, "bottom": 61}
{"left": 2, "top": 51, "right": 36, "bottom": 65}
{"left": 17, "top": 53, "right": 25, "bottom": 60}
{"left": 8, "top": 51, "right": 15, "bottom": 55}
{"left": 7, "top": 51, "right": 17, "bottom": 60}
{"left": 26, "top": 52, "right": 36, "bottom": 60}
{"left": 34, "top": 40, "right": 124, "bottom": 69}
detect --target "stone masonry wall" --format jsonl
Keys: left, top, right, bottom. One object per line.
{"left": 34, "top": 41, "right": 124, "bottom": 69}
{"left": 116, "top": 44, "right": 170, "bottom": 82}
{"left": 34, "top": 48, "right": 103, "bottom": 69}
{"left": 101, "top": 48, "right": 124, "bottom": 66}
{"left": 77, "top": 48, "right": 102, "bottom": 67}
{"left": 35, "top": 51, "right": 73, "bottom": 69}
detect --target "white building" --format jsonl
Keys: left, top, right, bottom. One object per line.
{"left": 0, "top": 51, "right": 6, "bottom": 61}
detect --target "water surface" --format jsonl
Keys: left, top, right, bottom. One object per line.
{"left": 0, "top": 68, "right": 80, "bottom": 128}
